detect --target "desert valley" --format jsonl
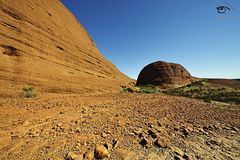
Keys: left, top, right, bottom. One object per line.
{"left": 0, "top": 0, "right": 239, "bottom": 160}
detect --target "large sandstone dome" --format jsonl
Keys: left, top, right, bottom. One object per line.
{"left": 0, "top": 0, "right": 131, "bottom": 97}
{"left": 136, "top": 61, "right": 192, "bottom": 87}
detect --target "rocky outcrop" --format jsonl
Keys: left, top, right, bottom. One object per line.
{"left": 0, "top": 0, "right": 131, "bottom": 97}
{"left": 136, "top": 61, "right": 192, "bottom": 87}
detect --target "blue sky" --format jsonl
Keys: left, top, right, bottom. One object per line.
{"left": 61, "top": 0, "right": 240, "bottom": 79}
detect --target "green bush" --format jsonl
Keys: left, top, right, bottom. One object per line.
{"left": 120, "top": 85, "right": 158, "bottom": 94}
{"left": 120, "top": 87, "right": 128, "bottom": 93}
{"left": 138, "top": 84, "right": 157, "bottom": 94}
{"left": 21, "top": 85, "right": 36, "bottom": 98}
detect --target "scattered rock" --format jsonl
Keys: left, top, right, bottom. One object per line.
{"left": 75, "top": 120, "right": 81, "bottom": 124}
{"left": 104, "top": 143, "right": 112, "bottom": 151}
{"left": 196, "top": 127, "right": 204, "bottom": 133}
{"left": 65, "top": 152, "right": 82, "bottom": 160}
{"left": 128, "top": 132, "right": 135, "bottom": 136}
{"left": 112, "top": 139, "right": 119, "bottom": 149}
{"left": 101, "top": 132, "right": 107, "bottom": 138}
{"left": 156, "top": 127, "right": 168, "bottom": 135}
{"left": 138, "top": 132, "right": 147, "bottom": 138}
{"left": 232, "top": 126, "right": 239, "bottom": 132}
{"left": 84, "top": 151, "right": 94, "bottom": 160}
{"left": 139, "top": 138, "right": 151, "bottom": 147}
{"left": 146, "top": 152, "right": 162, "bottom": 159}
{"left": 148, "top": 129, "right": 158, "bottom": 138}
{"left": 207, "top": 138, "right": 222, "bottom": 146}
{"left": 171, "top": 147, "right": 184, "bottom": 156}
{"left": 57, "top": 123, "right": 63, "bottom": 127}
{"left": 183, "top": 153, "right": 193, "bottom": 160}
{"left": 94, "top": 145, "right": 109, "bottom": 159}
{"left": 133, "top": 128, "right": 143, "bottom": 136}
{"left": 154, "top": 136, "right": 171, "bottom": 148}
{"left": 74, "top": 156, "right": 83, "bottom": 160}
{"left": 76, "top": 127, "right": 81, "bottom": 133}
{"left": 182, "top": 128, "right": 191, "bottom": 137}
{"left": 174, "top": 155, "right": 184, "bottom": 160}
{"left": 230, "top": 130, "right": 237, "bottom": 134}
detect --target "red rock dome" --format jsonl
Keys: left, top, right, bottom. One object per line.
{"left": 136, "top": 61, "right": 192, "bottom": 87}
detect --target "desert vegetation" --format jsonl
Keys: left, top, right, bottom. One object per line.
{"left": 21, "top": 85, "right": 36, "bottom": 98}
{"left": 121, "top": 84, "right": 158, "bottom": 94}
{"left": 164, "top": 80, "right": 240, "bottom": 105}
{"left": 122, "top": 80, "right": 240, "bottom": 107}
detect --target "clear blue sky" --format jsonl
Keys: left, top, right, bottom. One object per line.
{"left": 61, "top": 0, "right": 240, "bottom": 79}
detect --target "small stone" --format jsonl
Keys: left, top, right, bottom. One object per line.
{"left": 129, "top": 132, "right": 135, "bottom": 136}
{"left": 146, "top": 152, "right": 161, "bottom": 159}
{"left": 84, "top": 151, "right": 94, "bottom": 160}
{"left": 57, "top": 123, "right": 63, "bottom": 127}
{"left": 74, "top": 156, "right": 83, "bottom": 160}
{"left": 154, "top": 136, "right": 171, "bottom": 148}
{"left": 174, "top": 155, "right": 184, "bottom": 160}
{"left": 171, "top": 147, "right": 184, "bottom": 156}
{"left": 182, "top": 128, "right": 190, "bottom": 136}
{"left": 232, "top": 126, "right": 239, "bottom": 132}
{"left": 224, "top": 126, "right": 231, "bottom": 130}
{"left": 174, "top": 125, "right": 180, "bottom": 131}
{"left": 76, "top": 127, "right": 81, "bottom": 133}
{"left": 112, "top": 139, "right": 119, "bottom": 149}
{"left": 101, "top": 132, "right": 107, "bottom": 138}
{"left": 208, "top": 124, "right": 215, "bottom": 130}
{"left": 207, "top": 138, "right": 221, "bottom": 146}
{"left": 104, "top": 143, "right": 113, "bottom": 151}
{"left": 139, "top": 138, "right": 150, "bottom": 147}
{"left": 133, "top": 128, "right": 143, "bottom": 135}
{"left": 94, "top": 145, "right": 109, "bottom": 159}
{"left": 23, "top": 121, "right": 30, "bottom": 126}
{"left": 75, "top": 120, "right": 80, "bottom": 124}
{"left": 157, "top": 128, "right": 169, "bottom": 135}
{"left": 75, "top": 146, "right": 80, "bottom": 150}
{"left": 138, "top": 132, "right": 147, "bottom": 138}
{"left": 149, "top": 124, "right": 154, "bottom": 128}
{"left": 148, "top": 129, "right": 158, "bottom": 138}
{"left": 65, "top": 152, "right": 80, "bottom": 160}
{"left": 183, "top": 153, "right": 193, "bottom": 160}
{"left": 197, "top": 127, "right": 204, "bottom": 133}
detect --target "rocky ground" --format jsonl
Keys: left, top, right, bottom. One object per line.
{"left": 0, "top": 93, "right": 239, "bottom": 160}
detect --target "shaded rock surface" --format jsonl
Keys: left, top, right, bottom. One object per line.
{"left": 0, "top": 0, "right": 131, "bottom": 97}
{"left": 137, "top": 61, "right": 192, "bottom": 87}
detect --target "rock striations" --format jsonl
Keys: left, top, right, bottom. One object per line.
{"left": 137, "top": 61, "right": 192, "bottom": 87}
{"left": 0, "top": 0, "right": 131, "bottom": 97}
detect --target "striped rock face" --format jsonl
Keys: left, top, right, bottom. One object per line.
{"left": 0, "top": 0, "right": 131, "bottom": 97}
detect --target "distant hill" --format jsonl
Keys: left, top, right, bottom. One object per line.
{"left": 207, "top": 79, "right": 240, "bottom": 89}
{"left": 0, "top": 0, "right": 131, "bottom": 97}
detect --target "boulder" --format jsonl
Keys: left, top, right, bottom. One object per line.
{"left": 137, "top": 61, "right": 192, "bottom": 87}
{"left": 94, "top": 145, "right": 109, "bottom": 159}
